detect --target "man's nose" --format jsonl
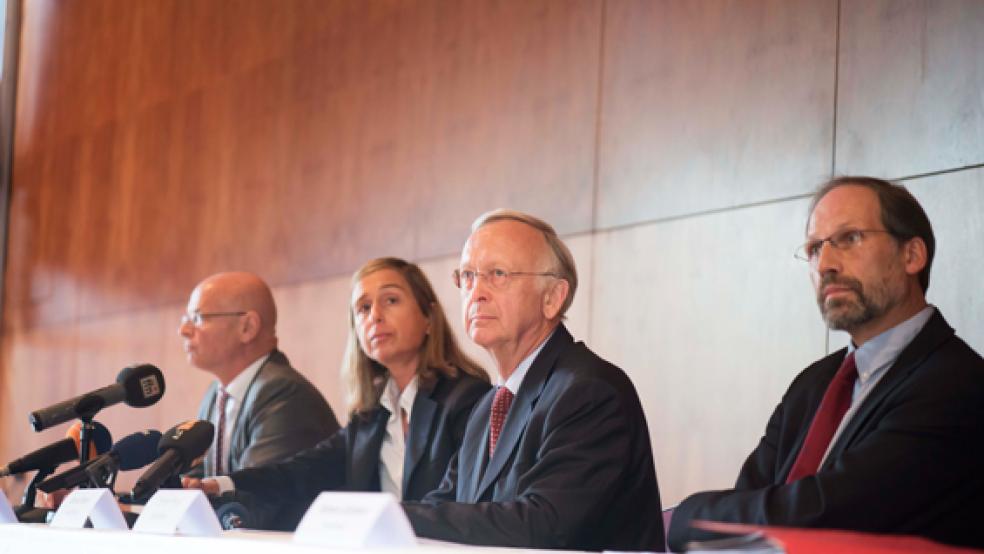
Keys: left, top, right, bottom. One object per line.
{"left": 178, "top": 319, "right": 194, "bottom": 337}
{"left": 466, "top": 275, "right": 491, "bottom": 304}
{"left": 814, "top": 240, "right": 842, "bottom": 275}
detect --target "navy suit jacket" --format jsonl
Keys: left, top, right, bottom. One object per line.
{"left": 230, "top": 371, "right": 489, "bottom": 530}
{"left": 669, "top": 311, "right": 984, "bottom": 551}
{"left": 403, "top": 325, "right": 665, "bottom": 551}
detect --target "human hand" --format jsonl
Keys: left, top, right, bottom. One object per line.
{"left": 181, "top": 476, "right": 220, "bottom": 496}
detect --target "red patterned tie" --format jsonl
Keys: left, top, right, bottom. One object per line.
{"left": 488, "top": 387, "right": 514, "bottom": 457}
{"left": 786, "top": 352, "right": 858, "bottom": 483}
{"left": 214, "top": 388, "right": 229, "bottom": 475}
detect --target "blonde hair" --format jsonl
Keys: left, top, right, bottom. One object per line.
{"left": 471, "top": 209, "right": 578, "bottom": 318}
{"left": 341, "top": 257, "right": 488, "bottom": 414}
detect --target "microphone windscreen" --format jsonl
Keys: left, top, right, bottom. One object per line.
{"left": 112, "top": 430, "right": 163, "bottom": 471}
{"left": 65, "top": 421, "right": 113, "bottom": 458}
{"left": 116, "top": 364, "right": 166, "bottom": 408}
{"left": 158, "top": 420, "right": 214, "bottom": 472}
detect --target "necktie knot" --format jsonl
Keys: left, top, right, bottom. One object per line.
{"left": 489, "top": 387, "right": 514, "bottom": 457}
{"left": 833, "top": 351, "right": 858, "bottom": 383}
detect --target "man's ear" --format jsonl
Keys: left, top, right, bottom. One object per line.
{"left": 239, "top": 311, "right": 262, "bottom": 343}
{"left": 902, "top": 237, "right": 928, "bottom": 277}
{"left": 542, "top": 279, "right": 570, "bottom": 321}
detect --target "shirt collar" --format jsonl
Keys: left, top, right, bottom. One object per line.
{"left": 379, "top": 375, "right": 419, "bottom": 418}
{"left": 851, "top": 305, "right": 935, "bottom": 384}
{"left": 500, "top": 329, "right": 555, "bottom": 395}
{"left": 220, "top": 353, "right": 270, "bottom": 402}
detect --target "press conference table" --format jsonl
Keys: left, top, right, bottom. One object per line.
{"left": 0, "top": 524, "right": 566, "bottom": 554}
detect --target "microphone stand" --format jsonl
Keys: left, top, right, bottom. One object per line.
{"left": 73, "top": 395, "right": 105, "bottom": 475}
{"left": 78, "top": 416, "right": 95, "bottom": 467}
{"left": 16, "top": 466, "right": 54, "bottom": 516}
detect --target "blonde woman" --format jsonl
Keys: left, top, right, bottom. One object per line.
{"left": 186, "top": 258, "right": 489, "bottom": 530}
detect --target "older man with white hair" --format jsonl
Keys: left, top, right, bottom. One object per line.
{"left": 402, "top": 210, "right": 665, "bottom": 551}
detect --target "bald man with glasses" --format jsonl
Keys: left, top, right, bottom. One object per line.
{"left": 179, "top": 272, "right": 339, "bottom": 487}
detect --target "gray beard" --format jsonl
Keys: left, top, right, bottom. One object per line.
{"left": 818, "top": 277, "right": 897, "bottom": 333}
{"left": 823, "top": 294, "right": 880, "bottom": 331}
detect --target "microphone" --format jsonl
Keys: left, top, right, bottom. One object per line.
{"left": 211, "top": 494, "right": 253, "bottom": 530}
{"left": 0, "top": 421, "right": 112, "bottom": 477}
{"left": 29, "top": 364, "right": 166, "bottom": 432}
{"left": 38, "top": 430, "right": 162, "bottom": 493}
{"left": 129, "top": 420, "right": 214, "bottom": 502}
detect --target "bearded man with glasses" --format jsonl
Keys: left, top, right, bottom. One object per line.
{"left": 402, "top": 209, "right": 665, "bottom": 551}
{"left": 669, "top": 177, "right": 984, "bottom": 550}
{"left": 179, "top": 272, "right": 339, "bottom": 486}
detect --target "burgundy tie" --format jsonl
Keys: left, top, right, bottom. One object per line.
{"left": 786, "top": 352, "right": 858, "bottom": 483}
{"left": 214, "top": 388, "right": 229, "bottom": 475}
{"left": 488, "top": 387, "right": 514, "bottom": 457}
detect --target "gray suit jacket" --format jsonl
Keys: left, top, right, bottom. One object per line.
{"left": 190, "top": 349, "right": 340, "bottom": 477}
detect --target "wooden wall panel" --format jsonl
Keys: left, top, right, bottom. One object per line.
{"left": 5, "top": 0, "right": 600, "bottom": 332}
{"left": 4, "top": 0, "right": 984, "bottom": 512}
{"left": 590, "top": 200, "right": 827, "bottom": 505}
{"left": 597, "top": 0, "right": 837, "bottom": 228}
{"left": 836, "top": 0, "right": 984, "bottom": 177}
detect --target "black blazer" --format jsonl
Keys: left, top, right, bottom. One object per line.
{"left": 403, "top": 325, "right": 665, "bottom": 551}
{"left": 669, "top": 310, "right": 984, "bottom": 551}
{"left": 230, "top": 370, "right": 489, "bottom": 530}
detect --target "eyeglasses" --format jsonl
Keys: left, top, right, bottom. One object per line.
{"left": 452, "top": 267, "right": 559, "bottom": 290}
{"left": 794, "top": 229, "right": 895, "bottom": 264}
{"left": 180, "top": 311, "right": 247, "bottom": 327}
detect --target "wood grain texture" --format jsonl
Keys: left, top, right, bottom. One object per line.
{"left": 3, "top": 0, "right": 984, "bottom": 509}
{"left": 5, "top": 0, "right": 600, "bottom": 331}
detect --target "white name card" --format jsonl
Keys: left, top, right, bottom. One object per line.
{"left": 50, "top": 488, "right": 127, "bottom": 529}
{"left": 0, "top": 491, "right": 16, "bottom": 523}
{"left": 294, "top": 492, "right": 416, "bottom": 548}
{"left": 132, "top": 489, "right": 221, "bottom": 536}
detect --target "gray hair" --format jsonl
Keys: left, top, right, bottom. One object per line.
{"left": 471, "top": 209, "right": 578, "bottom": 318}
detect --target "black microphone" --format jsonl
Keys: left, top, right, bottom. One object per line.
{"left": 129, "top": 420, "right": 214, "bottom": 502}
{"left": 211, "top": 494, "right": 253, "bottom": 530}
{"left": 29, "top": 364, "right": 166, "bottom": 432}
{"left": 0, "top": 421, "right": 112, "bottom": 477}
{"left": 38, "top": 429, "right": 162, "bottom": 493}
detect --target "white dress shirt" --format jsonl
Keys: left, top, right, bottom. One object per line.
{"left": 211, "top": 353, "right": 269, "bottom": 493}
{"left": 378, "top": 375, "right": 419, "bottom": 498}
{"left": 499, "top": 329, "right": 554, "bottom": 394}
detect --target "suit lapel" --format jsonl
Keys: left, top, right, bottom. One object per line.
{"left": 402, "top": 378, "right": 438, "bottom": 498}
{"left": 228, "top": 352, "right": 282, "bottom": 468}
{"left": 824, "top": 311, "right": 954, "bottom": 465}
{"left": 777, "top": 352, "right": 844, "bottom": 480}
{"left": 201, "top": 384, "right": 218, "bottom": 476}
{"left": 475, "top": 325, "right": 572, "bottom": 499}
{"left": 461, "top": 392, "right": 494, "bottom": 503}
{"left": 350, "top": 409, "right": 388, "bottom": 490}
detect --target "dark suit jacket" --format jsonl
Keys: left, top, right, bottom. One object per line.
{"left": 669, "top": 311, "right": 984, "bottom": 551}
{"left": 403, "top": 325, "right": 665, "bottom": 551}
{"left": 189, "top": 349, "right": 340, "bottom": 477}
{"left": 229, "top": 371, "right": 489, "bottom": 530}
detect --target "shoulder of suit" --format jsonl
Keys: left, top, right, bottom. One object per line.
{"left": 253, "top": 351, "right": 314, "bottom": 385}
{"left": 247, "top": 352, "right": 328, "bottom": 405}
{"left": 545, "top": 340, "right": 639, "bottom": 396}
{"left": 431, "top": 370, "right": 492, "bottom": 401}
